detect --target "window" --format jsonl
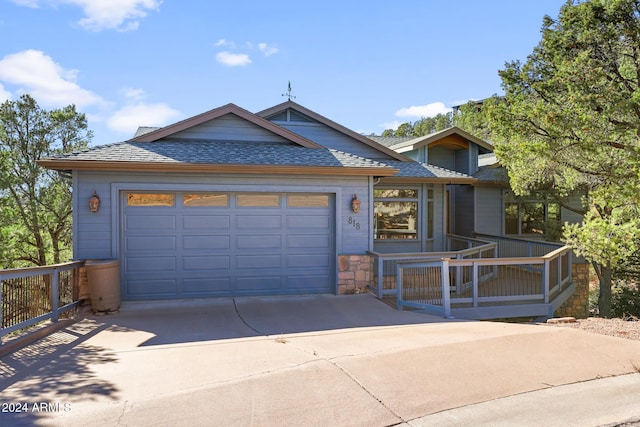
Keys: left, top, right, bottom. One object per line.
{"left": 374, "top": 188, "right": 419, "bottom": 240}
{"left": 504, "top": 192, "right": 561, "bottom": 237}
{"left": 127, "top": 193, "right": 174, "bottom": 207}
{"left": 237, "top": 193, "right": 280, "bottom": 207}
{"left": 184, "top": 193, "right": 228, "bottom": 207}
{"left": 427, "top": 188, "right": 434, "bottom": 239}
{"left": 287, "top": 194, "right": 329, "bottom": 208}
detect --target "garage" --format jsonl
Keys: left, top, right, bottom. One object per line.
{"left": 121, "top": 191, "right": 335, "bottom": 300}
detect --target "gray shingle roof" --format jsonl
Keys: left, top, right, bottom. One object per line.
{"left": 474, "top": 165, "right": 508, "bottom": 182}
{"left": 378, "top": 160, "right": 474, "bottom": 180}
{"left": 54, "top": 139, "right": 392, "bottom": 169}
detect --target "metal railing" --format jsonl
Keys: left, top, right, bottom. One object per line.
{"left": 396, "top": 244, "right": 572, "bottom": 319}
{"left": 368, "top": 234, "right": 497, "bottom": 298}
{"left": 1, "top": 261, "right": 84, "bottom": 344}
{"left": 473, "top": 233, "right": 564, "bottom": 257}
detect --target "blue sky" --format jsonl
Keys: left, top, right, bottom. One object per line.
{"left": 0, "top": 0, "right": 568, "bottom": 146}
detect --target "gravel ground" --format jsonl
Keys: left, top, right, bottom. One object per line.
{"left": 545, "top": 317, "right": 640, "bottom": 341}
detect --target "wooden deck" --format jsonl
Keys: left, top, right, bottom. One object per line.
{"left": 370, "top": 234, "right": 574, "bottom": 320}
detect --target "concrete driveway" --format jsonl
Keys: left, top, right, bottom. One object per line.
{"left": 1, "top": 294, "right": 639, "bottom": 426}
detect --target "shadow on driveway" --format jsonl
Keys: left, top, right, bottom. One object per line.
{"left": 0, "top": 293, "right": 453, "bottom": 426}
{"left": 109, "top": 293, "right": 455, "bottom": 346}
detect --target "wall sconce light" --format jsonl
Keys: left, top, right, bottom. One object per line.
{"left": 89, "top": 190, "right": 101, "bottom": 213}
{"left": 351, "top": 194, "right": 361, "bottom": 214}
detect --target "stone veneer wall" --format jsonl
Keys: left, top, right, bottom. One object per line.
{"left": 337, "top": 254, "right": 372, "bottom": 294}
{"left": 554, "top": 263, "right": 590, "bottom": 319}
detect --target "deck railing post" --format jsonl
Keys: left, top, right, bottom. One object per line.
{"left": 543, "top": 259, "right": 550, "bottom": 303}
{"left": 472, "top": 262, "right": 479, "bottom": 308}
{"left": 455, "top": 253, "right": 462, "bottom": 294}
{"left": 568, "top": 251, "right": 572, "bottom": 285}
{"left": 377, "top": 256, "right": 384, "bottom": 298}
{"left": 51, "top": 269, "right": 60, "bottom": 322}
{"left": 442, "top": 258, "right": 451, "bottom": 318}
{"left": 396, "top": 262, "right": 403, "bottom": 310}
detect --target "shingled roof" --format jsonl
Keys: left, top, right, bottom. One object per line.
{"left": 38, "top": 139, "right": 399, "bottom": 176}
{"left": 473, "top": 165, "right": 508, "bottom": 183}
{"left": 377, "top": 160, "right": 476, "bottom": 183}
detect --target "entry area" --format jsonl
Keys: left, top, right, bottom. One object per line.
{"left": 121, "top": 191, "right": 335, "bottom": 300}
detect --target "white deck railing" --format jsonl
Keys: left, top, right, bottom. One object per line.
{"left": 368, "top": 234, "right": 497, "bottom": 298}
{"left": 0, "top": 261, "right": 84, "bottom": 345}
{"left": 369, "top": 234, "right": 574, "bottom": 319}
{"left": 395, "top": 244, "right": 572, "bottom": 319}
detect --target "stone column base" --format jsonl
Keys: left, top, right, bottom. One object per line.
{"left": 554, "top": 263, "right": 590, "bottom": 319}
{"left": 337, "top": 254, "right": 373, "bottom": 294}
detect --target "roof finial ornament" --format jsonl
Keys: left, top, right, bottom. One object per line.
{"left": 282, "top": 81, "right": 296, "bottom": 101}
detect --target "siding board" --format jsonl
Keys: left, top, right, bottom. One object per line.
{"left": 474, "top": 187, "right": 503, "bottom": 235}
{"left": 273, "top": 121, "right": 396, "bottom": 159}
{"left": 169, "top": 114, "right": 289, "bottom": 143}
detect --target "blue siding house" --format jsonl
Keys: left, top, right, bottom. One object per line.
{"left": 38, "top": 101, "right": 579, "bottom": 302}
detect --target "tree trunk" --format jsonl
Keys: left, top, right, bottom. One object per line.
{"left": 598, "top": 262, "right": 613, "bottom": 318}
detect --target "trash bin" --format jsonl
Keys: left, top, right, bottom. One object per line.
{"left": 85, "top": 259, "right": 120, "bottom": 313}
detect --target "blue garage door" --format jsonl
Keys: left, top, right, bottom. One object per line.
{"left": 122, "top": 192, "right": 334, "bottom": 300}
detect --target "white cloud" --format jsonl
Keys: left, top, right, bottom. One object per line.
{"left": 213, "top": 39, "right": 279, "bottom": 67}
{"left": 216, "top": 51, "right": 252, "bottom": 67}
{"left": 0, "top": 83, "right": 11, "bottom": 102}
{"left": 12, "top": 0, "right": 160, "bottom": 32}
{"left": 395, "top": 102, "right": 451, "bottom": 118}
{"left": 0, "top": 49, "right": 105, "bottom": 108}
{"left": 121, "top": 87, "right": 145, "bottom": 101}
{"left": 10, "top": 0, "right": 40, "bottom": 7}
{"left": 215, "top": 38, "right": 235, "bottom": 48}
{"left": 258, "top": 42, "right": 278, "bottom": 57}
{"left": 107, "top": 102, "right": 181, "bottom": 134}
{"left": 381, "top": 120, "right": 402, "bottom": 131}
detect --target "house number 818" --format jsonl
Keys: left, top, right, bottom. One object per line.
{"left": 348, "top": 216, "right": 360, "bottom": 230}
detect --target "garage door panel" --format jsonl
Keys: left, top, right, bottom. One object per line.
{"left": 287, "top": 215, "right": 329, "bottom": 229}
{"left": 183, "top": 255, "right": 230, "bottom": 271}
{"left": 127, "top": 236, "right": 176, "bottom": 250}
{"left": 183, "top": 278, "right": 231, "bottom": 294}
{"left": 183, "top": 235, "right": 230, "bottom": 250}
{"left": 237, "top": 215, "right": 281, "bottom": 229}
{"left": 287, "top": 235, "right": 329, "bottom": 249}
{"left": 127, "top": 279, "right": 177, "bottom": 295}
{"left": 236, "top": 254, "right": 281, "bottom": 269}
{"left": 236, "top": 276, "right": 281, "bottom": 291}
{"left": 287, "top": 275, "right": 330, "bottom": 292}
{"left": 183, "top": 215, "right": 230, "bottom": 229}
{"left": 127, "top": 215, "right": 176, "bottom": 230}
{"left": 236, "top": 235, "right": 281, "bottom": 249}
{"left": 287, "top": 254, "right": 330, "bottom": 268}
{"left": 127, "top": 256, "right": 176, "bottom": 272}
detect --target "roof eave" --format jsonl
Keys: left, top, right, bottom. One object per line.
{"left": 257, "top": 100, "right": 412, "bottom": 162}
{"left": 392, "top": 127, "right": 494, "bottom": 152}
{"left": 379, "top": 176, "right": 478, "bottom": 184}
{"left": 37, "top": 159, "right": 399, "bottom": 177}
{"left": 130, "top": 103, "right": 323, "bottom": 149}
